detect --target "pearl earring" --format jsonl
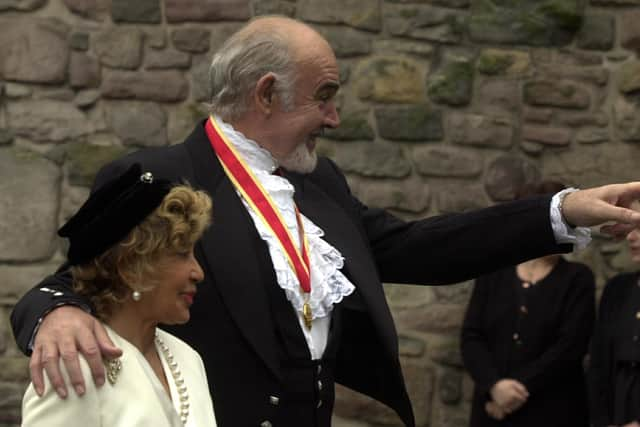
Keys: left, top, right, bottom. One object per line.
{"left": 132, "top": 290, "right": 141, "bottom": 301}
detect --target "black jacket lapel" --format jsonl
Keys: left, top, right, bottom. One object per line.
{"left": 290, "top": 173, "right": 399, "bottom": 357}
{"left": 185, "top": 123, "right": 281, "bottom": 380}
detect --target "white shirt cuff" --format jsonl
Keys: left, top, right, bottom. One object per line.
{"left": 550, "top": 188, "right": 591, "bottom": 250}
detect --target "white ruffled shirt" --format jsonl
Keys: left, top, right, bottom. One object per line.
{"left": 216, "top": 117, "right": 355, "bottom": 360}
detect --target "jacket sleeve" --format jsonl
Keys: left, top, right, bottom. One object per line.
{"left": 10, "top": 268, "right": 91, "bottom": 356}
{"left": 587, "top": 276, "right": 620, "bottom": 427}
{"left": 461, "top": 275, "right": 501, "bottom": 397}
{"left": 512, "top": 266, "right": 596, "bottom": 395}
{"left": 315, "top": 157, "right": 571, "bottom": 286}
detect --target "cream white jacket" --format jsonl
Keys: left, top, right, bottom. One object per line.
{"left": 22, "top": 326, "right": 216, "bottom": 427}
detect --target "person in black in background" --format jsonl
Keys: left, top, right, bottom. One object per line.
{"left": 462, "top": 181, "right": 596, "bottom": 427}
{"left": 589, "top": 200, "right": 640, "bottom": 427}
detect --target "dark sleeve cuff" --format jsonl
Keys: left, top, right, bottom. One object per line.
{"left": 10, "top": 270, "right": 92, "bottom": 355}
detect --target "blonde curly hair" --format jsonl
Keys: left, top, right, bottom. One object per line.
{"left": 71, "top": 185, "right": 212, "bottom": 320}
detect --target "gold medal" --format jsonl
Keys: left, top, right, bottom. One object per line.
{"left": 303, "top": 302, "right": 312, "bottom": 330}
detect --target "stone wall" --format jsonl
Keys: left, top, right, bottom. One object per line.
{"left": 2, "top": 0, "right": 640, "bottom": 426}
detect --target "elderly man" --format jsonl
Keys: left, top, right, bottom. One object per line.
{"left": 11, "top": 16, "right": 640, "bottom": 427}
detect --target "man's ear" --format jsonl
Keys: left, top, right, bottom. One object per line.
{"left": 254, "top": 73, "right": 277, "bottom": 115}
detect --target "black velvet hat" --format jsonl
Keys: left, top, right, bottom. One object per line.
{"left": 58, "top": 163, "right": 172, "bottom": 266}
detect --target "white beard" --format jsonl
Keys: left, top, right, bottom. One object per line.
{"left": 278, "top": 143, "right": 318, "bottom": 174}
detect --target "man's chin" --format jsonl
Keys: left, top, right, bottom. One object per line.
{"left": 280, "top": 151, "right": 318, "bottom": 174}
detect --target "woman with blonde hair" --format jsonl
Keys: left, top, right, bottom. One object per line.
{"left": 21, "top": 163, "right": 216, "bottom": 427}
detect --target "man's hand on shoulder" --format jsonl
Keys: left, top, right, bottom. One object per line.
{"left": 30, "top": 306, "right": 121, "bottom": 397}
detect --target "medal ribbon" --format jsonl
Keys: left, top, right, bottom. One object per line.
{"left": 204, "top": 116, "right": 312, "bottom": 298}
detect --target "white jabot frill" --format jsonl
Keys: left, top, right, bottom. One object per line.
{"left": 215, "top": 117, "right": 355, "bottom": 321}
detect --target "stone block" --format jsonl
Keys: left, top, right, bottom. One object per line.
{"left": 523, "top": 80, "right": 590, "bottom": 109}
{"left": 384, "top": 282, "right": 436, "bottom": 309}
{"left": 433, "top": 281, "right": 472, "bottom": 304}
{"left": 7, "top": 100, "right": 90, "bottom": 142}
{"left": 448, "top": 113, "right": 513, "bottom": 149}
{"left": 145, "top": 49, "right": 192, "bottom": 70}
{"left": 468, "top": 0, "right": 584, "bottom": 46}
{"left": 69, "top": 52, "right": 101, "bottom": 89}
{"left": 522, "top": 125, "right": 571, "bottom": 146}
{"left": 324, "top": 110, "right": 373, "bottom": 141}
{"left": 398, "top": 334, "right": 427, "bottom": 357}
{"left": 438, "top": 368, "right": 463, "bottom": 405}
{"left": 165, "top": 0, "right": 251, "bottom": 22}
{"left": 412, "top": 146, "right": 482, "bottom": 178}
{"left": 253, "top": 0, "right": 296, "bottom": 17}
{"left": 435, "top": 184, "right": 488, "bottom": 213}
{"left": 477, "top": 79, "right": 521, "bottom": 114}
{"left": 577, "top": 13, "right": 615, "bottom": 51}
{"left": 614, "top": 97, "right": 640, "bottom": 142}
{"left": 298, "top": 0, "right": 381, "bottom": 32}
{"left": 354, "top": 55, "right": 427, "bottom": 103}
{"left": 334, "top": 361, "right": 433, "bottom": 426}
{"left": 172, "top": 28, "right": 211, "bottom": 53}
{"left": 386, "top": 0, "right": 470, "bottom": 7}
{"left": 106, "top": 101, "right": 168, "bottom": 147}
{"left": 333, "top": 142, "right": 411, "bottom": 178}
{"left": 536, "top": 64, "right": 608, "bottom": 86}
{"left": 476, "top": 49, "right": 531, "bottom": 76}
{"left": 617, "top": 61, "right": 640, "bottom": 94}
{"left": 0, "top": 0, "right": 45, "bottom": 11}
{"left": 101, "top": 70, "right": 189, "bottom": 102}
{"left": 621, "top": 10, "right": 640, "bottom": 52}
{"left": 0, "top": 129, "right": 14, "bottom": 146}
{"left": 524, "top": 108, "right": 553, "bottom": 124}
{"left": 372, "top": 39, "right": 435, "bottom": 58}
{"left": 0, "top": 358, "right": 29, "bottom": 382}
{"left": 4, "top": 83, "right": 31, "bottom": 98}
{"left": 375, "top": 104, "right": 443, "bottom": 142}
{"left": 541, "top": 143, "right": 640, "bottom": 189}
{"left": 385, "top": 4, "right": 465, "bottom": 43}
{"left": 0, "top": 18, "right": 69, "bottom": 84}
{"left": 556, "top": 112, "right": 608, "bottom": 127}
{"left": 576, "top": 127, "right": 609, "bottom": 144}
{"left": 93, "top": 28, "right": 143, "bottom": 70}
{"left": 62, "top": 0, "right": 109, "bottom": 20}
{"left": 0, "top": 382, "right": 25, "bottom": 424}
{"left": 61, "top": 142, "right": 132, "bottom": 186}
{"left": 69, "top": 32, "right": 89, "bottom": 51}
{"left": 592, "top": 0, "right": 640, "bottom": 3}
{"left": 168, "top": 103, "right": 208, "bottom": 144}
{"left": 484, "top": 155, "right": 540, "bottom": 202}
{"left": 0, "top": 263, "right": 62, "bottom": 302}
{"left": 349, "top": 177, "right": 430, "bottom": 213}
{"left": 429, "top": 335, "right": 464, "bottom": 367}
{"left": 112, "top": 0, "right": 161, "bottom": 24}
{"left": 190, "top": 57, "right": 211, "bottom": 102}
{"left": 427, "top": 58, "right": 473, "bottom": 106}
{"left": 316, "top": 27, "right": 372, "bottom": 58}
{"left": 74, "top": 89, "right": 101, "bottom": 108}
{"left": 0, "top": 148, "right": 60, "bottom": 261}
{"left": 395, "top": 303, "right": 466, "bottom": 333}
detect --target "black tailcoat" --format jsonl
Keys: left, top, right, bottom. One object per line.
{"left": 12, "top": 122, "right": 570, "bottom": 427}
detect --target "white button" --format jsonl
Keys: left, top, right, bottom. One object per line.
{"left": 317, "top": 365, "right": 322, "bottom": 374}
{"left": 317, "top": 380, "right": 323, "bottom": 391}
{"left": 269, "top": 395, "right": 279, "bottom": 405}
{"left": 317, "top": 400, "right": 323, "bottom": 408}
{"left": 260, "top": 421, "right": 272, "bottom": 427}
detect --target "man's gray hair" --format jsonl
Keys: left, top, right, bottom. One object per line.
{"left": 208, "top": 25, "right": 297, "bottom": 122}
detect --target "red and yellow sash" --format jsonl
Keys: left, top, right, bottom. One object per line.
{"left": 204, "top": 115, "right": 314, "bottom": 329}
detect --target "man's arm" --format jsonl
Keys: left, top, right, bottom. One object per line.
{"left": 11, "top": 270, "right": 120, "bottom": 398}
{"left": 11, "top": 268, "right": 84, "bottom": 355}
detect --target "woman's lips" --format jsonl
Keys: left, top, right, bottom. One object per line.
{"left": 181, "top": 292, "right": 195, "bottom": 305}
